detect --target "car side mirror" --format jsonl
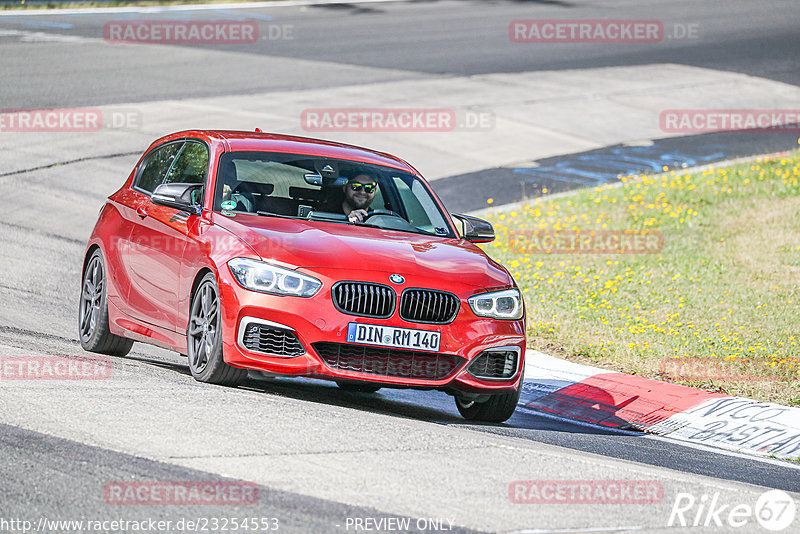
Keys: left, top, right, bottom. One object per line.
{"left": 451, "top": 213, "right": 495, "bottom": 243}
{"left": 151, "top": 183, "right": 203, "bottom": 215}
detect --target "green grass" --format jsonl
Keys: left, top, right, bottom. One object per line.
{"left": 480, "top": 149, "right": 800, "bottom": 406}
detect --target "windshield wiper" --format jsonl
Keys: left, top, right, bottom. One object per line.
{"left": 412, "top": 227, "right": 438, "bottom": 236}
{"left": 256, "top": 211, "right": 299, "bottom": 219}
{"left": 354, "top": 222, "right": 447, "bottom": 237}
{"left": 351, "top": 221, "right": 384, "bottom": 230}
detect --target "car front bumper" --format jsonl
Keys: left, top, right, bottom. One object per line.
{"left": 217, "top": 266, "right": 526, "bottom": 394}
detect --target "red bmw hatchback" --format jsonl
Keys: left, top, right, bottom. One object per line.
{"left": 80, "top": 130, "right": 525, "bottom": 422}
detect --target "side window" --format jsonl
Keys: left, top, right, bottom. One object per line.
{"left": 135, "top": 142, "right": 183, "bottom": 194}
{"left": 393, "top": 177, "right": 431, "bottom": 227}
{"left": 392, "top": 176, "right": 449, "bottom": 234}
{"left": 165, "top": 142, "right": 209, "bottom": 186}
{"left": 371, "top": 182, "right": 387, "bottom": 210}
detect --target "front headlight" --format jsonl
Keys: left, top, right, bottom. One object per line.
{"left": 468, "top": 289, "right": 523, "bottom": 320}
{"left": 228, "top": 258, "right": 321, "bottom": 297}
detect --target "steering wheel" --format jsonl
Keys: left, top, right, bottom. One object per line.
{"left": 363, "top": 209, "right": 403, "bottom": 221}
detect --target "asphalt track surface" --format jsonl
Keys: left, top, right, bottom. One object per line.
{"left": 1, "top": 0, "right": 800, "bottom": 106}
{"left": 439, "top": 130, "right": 800, "bottom": 213}
{"left": 1, "top": 1, "right": 800, "bottom": 532}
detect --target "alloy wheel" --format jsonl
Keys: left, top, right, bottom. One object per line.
{"left": 188, "top": 281, "right": 219, "bottom": 374}
{"left": 79, "top": 255, "right": 104, "bottom": 342}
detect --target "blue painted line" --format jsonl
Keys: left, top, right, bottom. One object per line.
{"left": 575, "top": 154, "right": 666, "bottom": 173}
{"left": 22, "top": 20, "right": 74, "bottom": 29}
{"left": 216, "top": 9, "right": 275, "bottom": 21}
{"left": 0, "top": 16, "right": 74, "bottom": 28}
{"left": 84, "top": 10, "right": 275, "bottom": 22}
{"left": 514, "top": 166, "right": 610, "bottom": 185}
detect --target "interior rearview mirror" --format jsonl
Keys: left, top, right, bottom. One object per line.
{"left": 304, "top": 173, "right": 323, "bottom": 186}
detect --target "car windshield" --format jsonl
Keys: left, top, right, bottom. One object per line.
{"left": 213, "top": 151, "right": 455, "bottom": 237}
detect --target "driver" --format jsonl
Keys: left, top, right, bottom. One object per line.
{"left": 340, "top": 173, "right": 378, "bottom": 223}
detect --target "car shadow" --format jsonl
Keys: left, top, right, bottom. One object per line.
{"left": 243, "top": 374, "right": 644, "bottom": 435}
{"left": 239, "top": 375, "right": 469, "bottom": 424}
{"left": 237, "top": 375, "right": 639, "bottom": 436}
{"left": 518, "top": 378, "right": 644, "bottom": 430}
{"left": 120, "top": 357, "right": 800, "bottom": 495}
{"left": 121, "top": 354, "right": 643, "bottom": 434}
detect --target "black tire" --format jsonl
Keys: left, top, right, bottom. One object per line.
{"left": 455, "top": 384, "right": 522, "bottom": 423}
{"left": 335, "top": 381, "right": 382, "bottom": 393}
{"left": 187, "top": 273, "right": 247, "bottom": 387}
{"left": 456, "top": 355, "right": 526, "bottom": 423}
{"left": 79, "top": 250, "right": 134, "bottom": 356}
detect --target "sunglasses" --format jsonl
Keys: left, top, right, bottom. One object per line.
{"left": 349, "top": 182, "right": 377, "bottom": 193}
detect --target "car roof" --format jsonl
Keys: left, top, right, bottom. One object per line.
{"left": 156, "top": 130, "right": 419, "bottom": 175}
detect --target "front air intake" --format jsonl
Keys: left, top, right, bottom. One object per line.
{"left": 467, "top": 349, "right": 519, "bottom": 380}
{"left": 241, "top": 323, "right": 305, "bottom": 357}
{"left": 313, "top": 342, "right": 465, "bottom": 380}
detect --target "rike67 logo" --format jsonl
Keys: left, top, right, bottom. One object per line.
{"left": 669, "top": 489, "right": 796, "bottom": 531}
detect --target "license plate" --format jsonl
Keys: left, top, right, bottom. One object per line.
{"left": 346, "top": 322, "right": 440, "bottom": 352}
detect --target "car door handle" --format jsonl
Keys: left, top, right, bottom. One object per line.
{"left": 136, "top": 206, "right": 149, "bottom": 219}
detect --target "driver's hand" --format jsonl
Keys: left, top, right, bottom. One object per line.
{"left": 347, "top": 209, "right": 369, "bottom": 223}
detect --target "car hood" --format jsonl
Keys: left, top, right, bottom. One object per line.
{"left": 212, "top": 213, "right": 513, "bottom": 289}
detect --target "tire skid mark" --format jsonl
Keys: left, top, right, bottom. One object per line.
{"left": 0, "top": 151, "right": 140, "bottom": 179}
{"left": 0, "top": 323, "right": 79, "bottom": 346}
{"left": 0, "top": 219, "right": 84, "bottom": 245}
{"left": 0, "top": 323, "right": 185, "bottom": 373}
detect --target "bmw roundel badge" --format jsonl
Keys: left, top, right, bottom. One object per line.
{"left": 389, "top": 274, "right": 405, "bottom": 284}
